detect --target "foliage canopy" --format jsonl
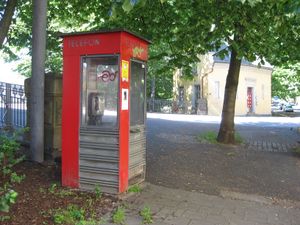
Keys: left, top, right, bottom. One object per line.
{"left": 1, "top": 0, "right": 299, "bottom": 143}
{"left": 1, "top": 0, "right": 299, "bottom": 76}
{"left": 272, "top": 63, "right": 300, "bottom": 100}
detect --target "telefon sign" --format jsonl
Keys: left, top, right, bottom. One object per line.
{"left": 68, "top": 38, "right": 100, "bottom": 48}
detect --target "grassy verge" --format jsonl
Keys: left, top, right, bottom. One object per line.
{"left": 197, "top": 131, "right": 243, "bottom": 145}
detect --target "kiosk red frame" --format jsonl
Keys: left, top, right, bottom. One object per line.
{"left": 61, "top": 30, "right": 150, "bottom": 193}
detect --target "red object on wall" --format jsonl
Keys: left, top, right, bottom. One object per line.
{"left": 247, "top": 87, "right": 253, "bottom": 112}
{"left": 61, "top": 29, "right": 150, "bottom": 192}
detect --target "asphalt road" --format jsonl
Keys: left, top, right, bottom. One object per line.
{"left": 145, "top": 113, "right": 300, "bottom": 202}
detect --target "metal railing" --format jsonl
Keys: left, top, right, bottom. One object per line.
{"left": 0, "top": 82, "right": 27, "bottom": 128}
{"left": 147, "top": 99, "right": 187, "bottom": 114}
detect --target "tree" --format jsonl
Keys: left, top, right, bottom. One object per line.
{"left": 0, "top": 0, "right": 17, "bottom": 48}
{"left": 272, "top": 63, "right": 300, "bottom": 100}
{"left": 1, "top": 0, "right": 106, "bottom": 75}
{"left": 30, "top": 0, "right": 48, "bottom": 162}
{"left": 108, "top": 0, "right": 300, "bottom": 143}
{"left": 1, "top": 0, "right": 299, "bottom": 145}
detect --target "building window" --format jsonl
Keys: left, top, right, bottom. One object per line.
{"left": 179, "top": 86, "right": 184, "bottom": 102}
{"left": 192, "top": 63, "right": 198, "bottom": 76}
{"left": 214, "top": 81, "right": 220, "bottom": 99}
{"left": 194, "top": 85, "right": 201, "bottom": 99}
{"left": 262, "top": 84, "right": 265, "bottom": 100}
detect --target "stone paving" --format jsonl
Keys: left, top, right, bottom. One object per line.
{"left": 106, "top": 184, "right": 300, "bottom": 225}
{"left": 243, "top": 140, "right": 298, "bottom": 153}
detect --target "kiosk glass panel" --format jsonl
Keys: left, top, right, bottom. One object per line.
{"left": 130, "top": 61, "right": 145, "bottom": 126}
{"left": 81, "top": 56, "right": 119, "bottom": 128}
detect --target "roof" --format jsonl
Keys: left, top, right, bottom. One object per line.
{"left": 212, "top": 54, "right": 273, "bottom": 70}
{"left": 59, "top": 28, "right": 151, "bottom": 44}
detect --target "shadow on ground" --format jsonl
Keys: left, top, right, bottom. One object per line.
{"left": 146, "top": 118, "right": 300, "bottom": 202}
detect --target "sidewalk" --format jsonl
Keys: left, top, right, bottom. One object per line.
{"left": 107, "top": 183, "right": 300, "bottom": 225}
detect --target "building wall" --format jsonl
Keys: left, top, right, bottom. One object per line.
{"left": 173, "top": 70, "right": 200, "bottom": 113}
{"left": 173, "top": 54, "right": 213, "bottom": 113}
{"left": 173, "top": 54, "right": 272, "bottom": 116}
{"left": 206, "top": 63, "right": 272, "bottom": 116}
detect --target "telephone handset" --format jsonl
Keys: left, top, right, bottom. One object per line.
{"left": 88, "top": 92, "right": 105, "bottom": 125}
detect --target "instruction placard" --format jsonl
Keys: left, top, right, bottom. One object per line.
{"left": 121, "top": 60, "right": 129, "bottom": 82}
{"left": 121, "top": 88, "right": 128, "bottom": 110}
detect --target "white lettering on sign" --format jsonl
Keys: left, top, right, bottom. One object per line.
{"left": 68, "top": 38, "right": 100, "bottom": 48}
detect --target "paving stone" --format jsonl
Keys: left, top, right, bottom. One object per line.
{"left": 245, "top": 139, "right": 297, "bottom": 153}
{"left": 221, "top": 208, "right": 246, "bottom": 221}
{"left": 171, "top": 208, "right": 187, "bottom": 217}
{"left": 189, "top": 218, "right": 223, "bottom": 225}
{"left": 123, "top": 215, "right": 142, "bottom": 225}
{"left": 287, "top": 208, "right": 300, "bottom": 221}
{"left": 244, "top": 208, "right": 269, "bottom": 224}
{"left": 164, "top": 215, "right": 191, "bottom": 225}
{"left": 276, "top": 212, "right": 293, "bottom": 225}
{"left": 229, "top": 218, "right": 263, "bottom": 225}
{"left": 199, "top": 206, "right": 224, "bottom": 216}
{"left": 181, "top": 209, "right": 207, "bottom": 220}
{"left": 177, "top": 201, "right": 202, "bottom": 211}
{"left": 148, "top": 198, "right": 180, "bottom": 207}
{"left": 123, "top": 184, "right": 300, "bottom": 225}
{"left": 153, "top": 207, "right": 174, "bottom": 220}
{"left": 205, "top": 214, "right": 230, "bottom": 225}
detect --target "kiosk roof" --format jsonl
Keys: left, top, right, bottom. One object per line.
{"left": 59, "top": 28, "right": 151, "bottom": 44}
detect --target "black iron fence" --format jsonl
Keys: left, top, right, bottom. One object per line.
{"left": 147, "top": 99, "right": 187, "bottom": 113}
{"left": 0, "top": 82, "right": 27, "bottom": 128}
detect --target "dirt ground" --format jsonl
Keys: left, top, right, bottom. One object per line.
{"left": 0, "top": 161, "right": 118, "bottom": 225}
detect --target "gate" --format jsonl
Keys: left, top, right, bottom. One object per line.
{"left": 0, "top": 82, "right": 27, "bottom": 128}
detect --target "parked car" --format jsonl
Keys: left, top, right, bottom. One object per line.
{"left": 283, "top": 103, "right": 294, "bottom": 112}
{"left": 292, "top": 104, "right": 300, "bottom": 111}
{"left": 271, "top": 102, "right": 281, "bottom": 111}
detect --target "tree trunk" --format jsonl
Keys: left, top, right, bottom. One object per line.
{"left": 150, "top": 76, "right": 155, "bottom": 111}
{"left": 217, "top": 47, "right": 242, "bottom": 144}
{"left": 0, "top": 0, "right": 17, "bottom": 48}
{"left": 30, "top": 0, "right": 47, "bottom": 162}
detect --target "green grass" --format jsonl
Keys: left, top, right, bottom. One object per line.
{"left": 234, "top": 132, "right": 243, "bottom": 144}
{"left": 292, "top": 147, "right": 300, "bottom": 154}
{"left": 197, "top": 131, "right": 243, "bottom": 144}
{"left": 140, "top": 206, "right": 153, "bottom": 224}
{"left": 48, "top": 183, "right": 58, "bottom": 194}
{"left": 53, "top": 205, "right": 85, "bottom": 224}
{"left": 94, "top": 185, "right": 102, "bottom": 199}
{"left": 127, "top": 184, "right": 142, "bottom": 193}
{"left": 197, "top": 131, "right": 218, "bottom": 144}
{"left": 112, "top": 207, "right": 126, "bottom": 224}
{"left": 52, "top": 204, "right": 101, "bottom": 225}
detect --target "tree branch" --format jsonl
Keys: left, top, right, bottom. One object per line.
{"left": 0, "top": 0, "right": 18, "bottom": 49}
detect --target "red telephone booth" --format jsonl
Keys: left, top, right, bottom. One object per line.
{"left": 61, "top": 29, "right": 150, "bottom": 194}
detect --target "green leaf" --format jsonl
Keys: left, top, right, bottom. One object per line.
{"left": 122, "top": 0, "right": 134, "bottom": 12}
{"left": 139, "top": 0, "right": 147, "bottom": 7}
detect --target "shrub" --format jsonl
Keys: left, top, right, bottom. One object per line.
{"left": 0, "top": 131, "right": 25, "bottom": 213}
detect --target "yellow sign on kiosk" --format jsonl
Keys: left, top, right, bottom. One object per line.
{"left": 121, "top": 60, "right": 129, "bottom": 82}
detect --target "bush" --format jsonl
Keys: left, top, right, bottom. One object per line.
{"left": 0, "top": 131, "right": 25, "bottom": 213}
